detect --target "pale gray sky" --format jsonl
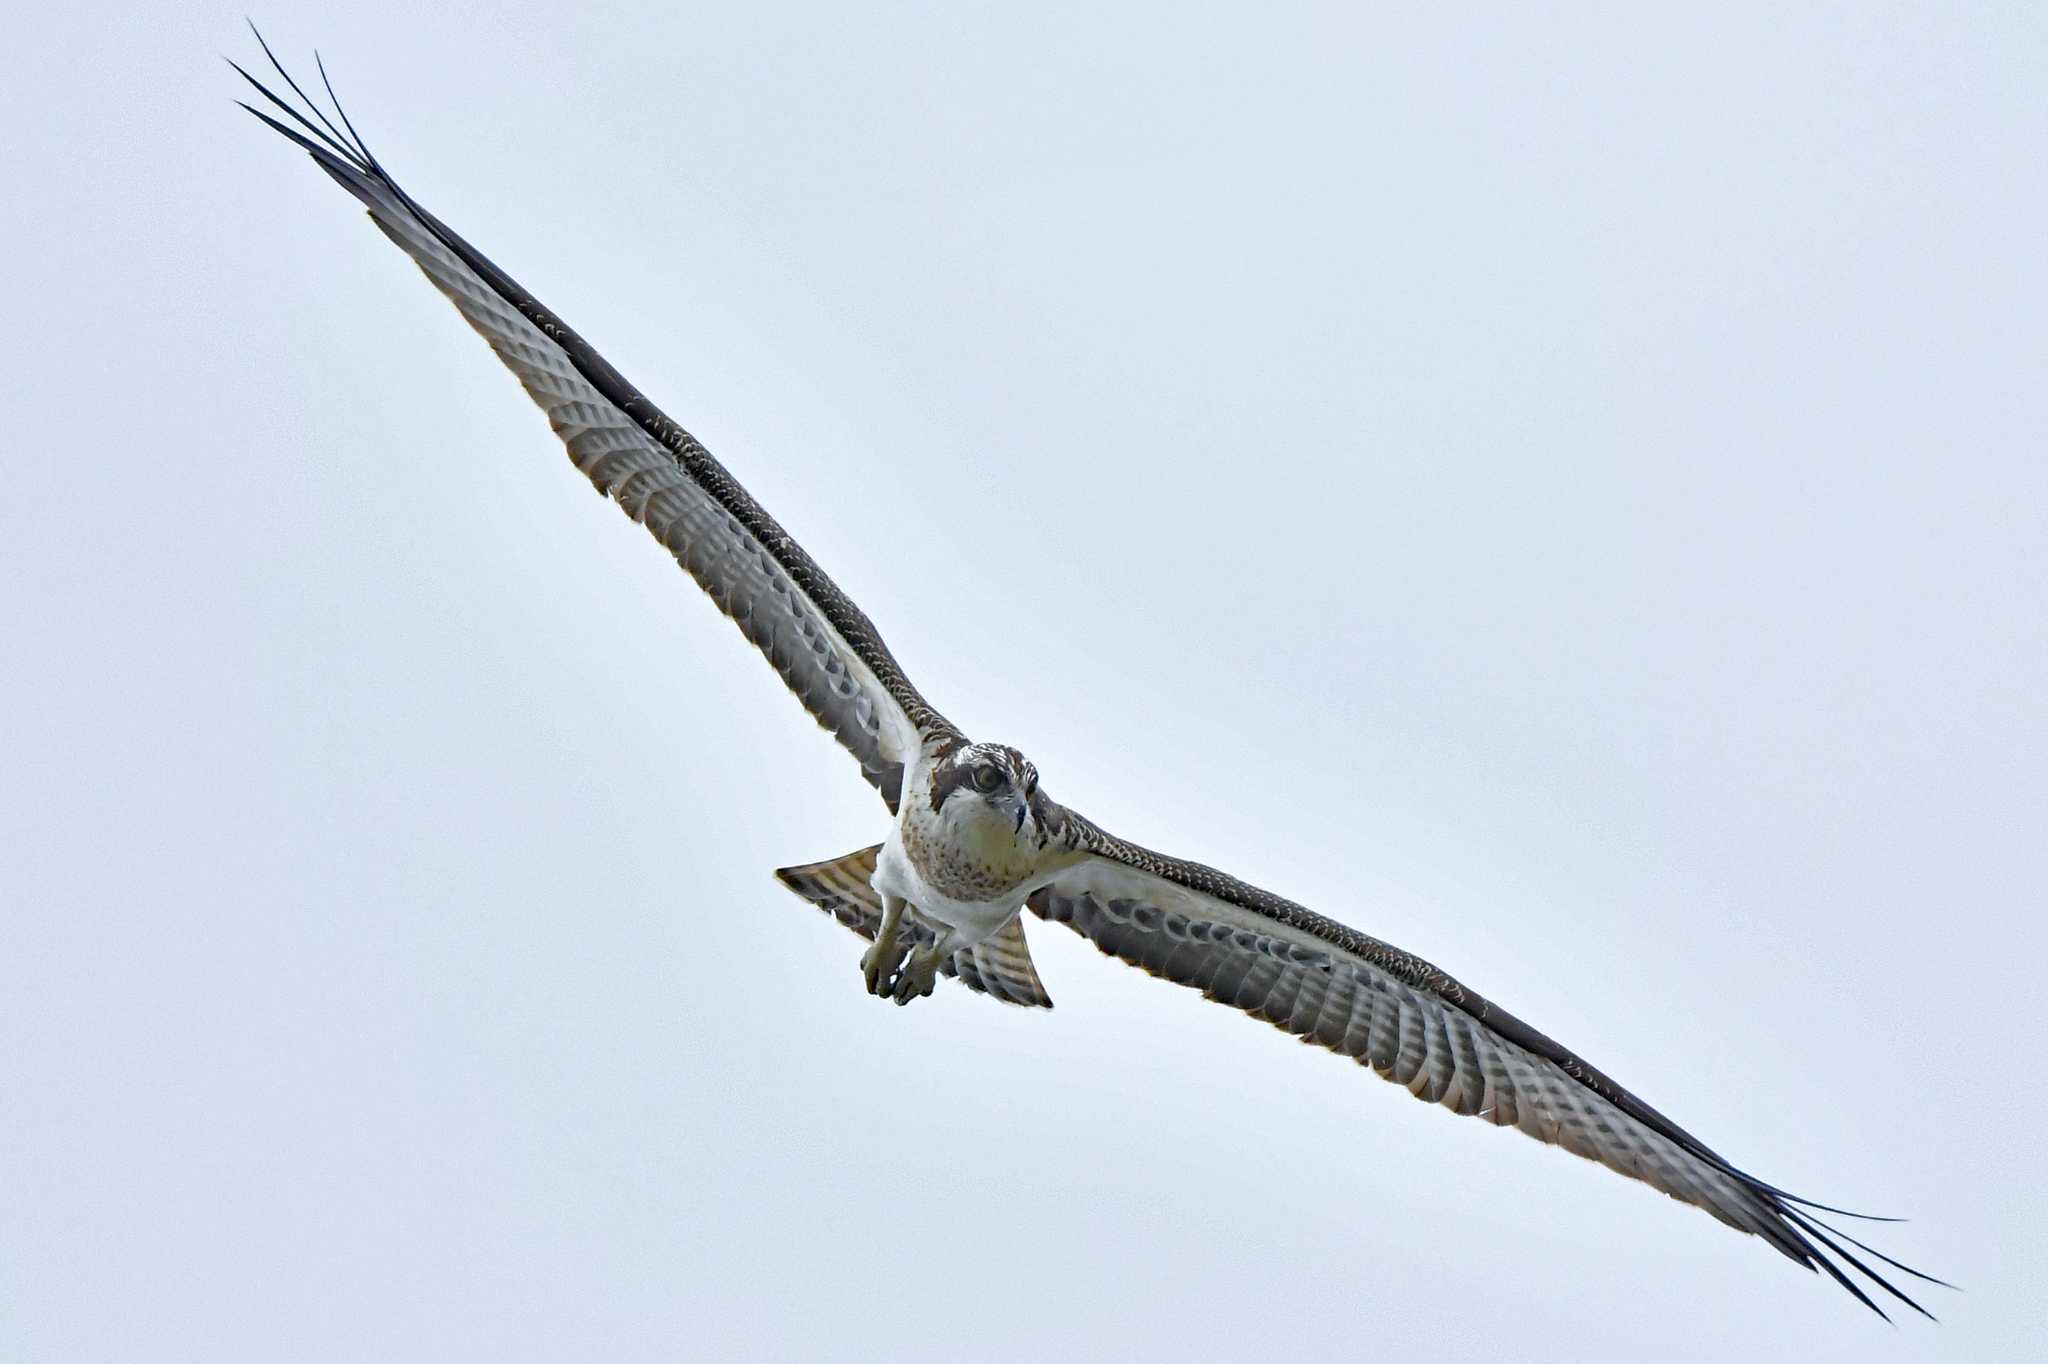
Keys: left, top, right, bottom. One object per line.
{"left": 4, "top": 4, "right": 2044, "bottom": 1360}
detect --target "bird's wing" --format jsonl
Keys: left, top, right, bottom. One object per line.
{"left": 1027, "top": 807, "right": 1939, "bottom": 1318}
{"left": 775, "top": 845, "right": 1053, "bottom": 1008}
{"left": 235, "top": 38, "right": 957, "bottom": 811}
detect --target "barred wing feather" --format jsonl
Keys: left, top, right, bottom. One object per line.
{"left": 1029, "top": 826, "right": 1940, "bottom": 1319}
{"left": 235, "top": 44, "right": 956, "bottom": 812}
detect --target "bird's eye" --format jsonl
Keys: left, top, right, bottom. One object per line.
{"left": 972, "top": 764, "right": 1005, "bottom": 793}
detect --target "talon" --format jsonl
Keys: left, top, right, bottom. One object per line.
{"left": 863, "top": 893, "right": 910, "bottom": 997}
{"left": 859, "top": 940, "right": 895, "bottom": 995}
{"left": 858, "top": 895, "right": 952, "bottom": 1005}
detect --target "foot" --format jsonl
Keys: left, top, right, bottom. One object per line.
{"left": 889, "top": 932, "right": 952, "bottom": 1006}
{"left": 862, "top": 894, "right": 909, "bottom": 996}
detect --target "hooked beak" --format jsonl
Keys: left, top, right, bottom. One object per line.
{"left": 1013, "top": 801, "right": 1028, "bottom": 834}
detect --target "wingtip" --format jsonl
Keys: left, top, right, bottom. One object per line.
{"left": 1782, "top": 1205, "right": 1941, "bottom": 1322}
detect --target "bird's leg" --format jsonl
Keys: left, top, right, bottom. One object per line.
{"left": 861, "top": 893, "right": 911, "bottom": 996}
{"left": 889, "top": 923, "right": 955, "bottom": 1006}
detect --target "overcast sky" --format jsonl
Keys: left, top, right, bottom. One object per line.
{"left": 4, "top": 4, "right": 2044, "bottom": 1360}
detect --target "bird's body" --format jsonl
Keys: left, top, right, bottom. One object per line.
{"left": 890, "top": 742, "right": 1059, "bottom": 913}
{"left": 235, "top": 29, "right": 1939, "bottom": 1321}
{"left": 863, "top": 738, "right": 1071, "bottom": 1001}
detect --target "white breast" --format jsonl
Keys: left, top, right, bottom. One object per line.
{"left": 870, "top": 834, "right": 1026, "bottom": 945}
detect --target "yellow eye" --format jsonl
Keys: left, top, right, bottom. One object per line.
{"left": 972, "top": 764, "right": 1005, "bottom": 793}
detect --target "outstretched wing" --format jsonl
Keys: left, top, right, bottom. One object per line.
{"left": 1027, "top": 809, "right": 1941, "bottom": 1319}
{"left": 234, "top": 36, "right": 958, "bottom": 811}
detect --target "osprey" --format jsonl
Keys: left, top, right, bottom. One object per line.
{"left": 235, "top": 33, "right": 1939, "bottom": 1320}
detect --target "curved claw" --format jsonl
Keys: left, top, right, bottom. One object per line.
{"left": 861, "top": 938, "right": 903, "bottom": 995}
{"left": 861, "top": 892, "right": 911, "bottom": 997}
{"left": 886, "top": 935, "right": 949, "bottom": 1005}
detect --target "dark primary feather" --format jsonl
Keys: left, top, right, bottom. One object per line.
{"left": 235, "top": 28, "right": 958, "bottom": 814}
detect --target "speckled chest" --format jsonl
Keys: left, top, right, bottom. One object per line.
{"left": 900, "top": 812, "right": 1027, "bottom": 902}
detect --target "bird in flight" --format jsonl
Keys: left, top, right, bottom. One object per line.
{"left": 234, "top": 29, "right": 1940, "bottom": 1320}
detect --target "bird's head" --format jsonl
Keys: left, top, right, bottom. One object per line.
{"left": 929, "top": 740, "right": 1048, "bottom": 849}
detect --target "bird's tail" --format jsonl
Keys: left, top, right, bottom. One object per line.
{"left": 775, "top": 846, "right": 1053, "bottom": 1008}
